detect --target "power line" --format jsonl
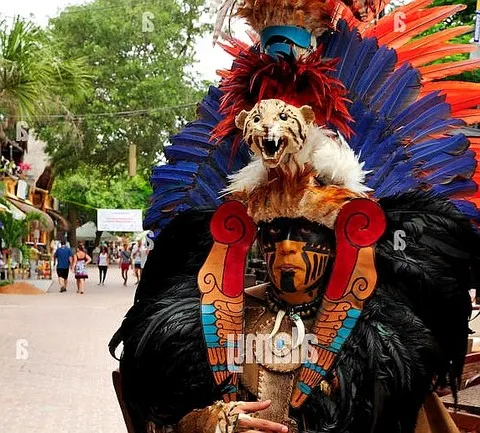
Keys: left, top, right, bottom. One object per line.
{"left": 20, "top": 103, "right": 197, "bottom": 121}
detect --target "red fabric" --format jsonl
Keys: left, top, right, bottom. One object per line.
{"left": 210, "top": 201, "right": 257, "bottom": 298}
{"left": 326, "top": 199, "right": 386, "bottom": 300}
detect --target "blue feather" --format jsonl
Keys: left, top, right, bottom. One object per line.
{"left": 378, "top": 69, "right": 421, "bottom": 119}
{"left": 366, "top": 148, "right": 406, "bottom": 188}
{"left": 370, "top": 63, "right": 410, "bottom": 109}
{"left": 391, "top": 91, "right": 445, "bottom": 130}
{"left": 420, "top": 149, "right": 472, "bottom": 171}
{"left": 321, "top": 20, "right": 351, "bottom": 60}
{"left": 149, "top": 191, "right": 192, "bottom": 209}
{"left": 144, "top": 86, "right": 249, "bottom": 231}
{"left": 354, "top": 118, "right": 389, "bottom": 161}
{"left": 432, "top": 179, "right": 478, "bottom": 197}
{"left": 424, "top": 153, "right": 476, "bottom": 184}
{"left": 334, "top": 29, "right": 361, "bottom": 83}
{"left": 451, "top": 200, "right": 480, "bottom": 220}
{"left": 395, "top": 103, "right": 453, "bottom": 140}
{"left": 412, "top": 119, "right": 464, "bottom": 142}
{"left": 368, "top": 136, "right": 403, "bottom": 163}
{"left": 355, "top": 45, "right": 397, "bottom": 100}
{"left": 165, "top": 145, "right": 210, "bottom": 163}
{"left": 344, "top": 37, "right": 379, "bottom": 92}
{"left": 373, "top": 164, "right": 419, "bottom": 197}
{"left": 409, "top": 135, "right": 469, "bottom": 164}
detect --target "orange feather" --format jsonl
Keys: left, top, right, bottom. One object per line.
{"left": 362, "top": 0, "right": 438, "bottom": 38}
{"left": 450, "top": 109, "right": 480, "bottom": 125}
{"left": 468, "top": 137, "right": 480, "bottom": 148}
{"left": 397, "top": 25, "right": 472, "bottom": 52}
{"left": 452, "top": 97, "right": 480, "bottom": 113}
{"left": 377, "top": 5, "right": 466, "bottom": 48}
{"left": 394, "top": 0, "right": 435, "bottom": 15}
{"left": 419, "top": 82, "right": 480, "bottom": 112}
{"left": 397, "top": 43, "right": 475, "bottom": 67}
{"left": 420, "top": 81, "right": 480, "bottom": 96}
{"left": 419, "top": 59, "right": 480, "bottom": 81}
{"left": 326, "top": 0, "right": 359, "bottom": 28}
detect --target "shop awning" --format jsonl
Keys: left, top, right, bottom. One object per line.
{"left": 46, "top": 208, "right": 70, "bottom": 231}
{"left": 3, "top": 201, "right": 26, "bottom": 220}
{"left": 7, "top": 197, "right": 54, "bottom": 231}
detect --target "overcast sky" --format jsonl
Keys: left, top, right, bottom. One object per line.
{"left": 0, "top": 0, "right": 248, "bottom": 81}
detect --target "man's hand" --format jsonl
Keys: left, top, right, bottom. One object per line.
{"left": 231, "top": 400, "right": 288, "bottom": 433}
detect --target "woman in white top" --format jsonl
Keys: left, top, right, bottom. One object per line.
{"left": 97, "top": 246, "right": 110, "bottom": 286}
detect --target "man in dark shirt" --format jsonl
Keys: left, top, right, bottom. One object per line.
{"left": 54, "top": 240, "right": 73, "bottom": 293}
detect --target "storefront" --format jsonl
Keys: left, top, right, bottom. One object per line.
{"left": 0, "top": 176, "right": 56, "bottom": 279}
{"left": 3, "top": 178, "right": 54, "bottom": 242}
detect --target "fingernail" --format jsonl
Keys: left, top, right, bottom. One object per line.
{"left": 282, "top": 427, "right": 288, "bottom": 432}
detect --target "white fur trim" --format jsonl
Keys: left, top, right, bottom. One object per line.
{"left": 223, "top": 126, "right": 371, "bottom": 196}
{"left": 308, "top": 127, "right": 371, "bottom": 194}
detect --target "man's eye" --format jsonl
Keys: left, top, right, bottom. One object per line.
{"left": 279, "top": 113, "right": 288, "bottom": 121}
{"left": 299, "top": 227, "right": 312, "bottom": 235}
{"left": 269, "top": 227, "right": 281, "bottom": 236}
{"left": 253, "top": 115, "right": 261, "bottom": 123}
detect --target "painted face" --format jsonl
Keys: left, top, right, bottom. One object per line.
{"left": 259, "top": 218, "right": 335, "bottom": 298}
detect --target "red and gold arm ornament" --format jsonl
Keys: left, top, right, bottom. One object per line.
{"left": 198, "top": 201, "right": 257, "bottom": 403}
{"left": 291, "top": 198, "right": 387, "bottom": 407}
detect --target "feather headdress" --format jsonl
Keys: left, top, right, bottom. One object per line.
{"left": 213, "top": 39, "right": 353, "bottom": 156}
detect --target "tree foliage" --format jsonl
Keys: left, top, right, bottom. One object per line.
{"left": 0, "top": 17, "right": 90, "bottom": 144}
{"left": 52, "top": 165, "right": 152, "bottom": 221}
{"left": 37, "top": 0, "right": 210, "bottom": 177}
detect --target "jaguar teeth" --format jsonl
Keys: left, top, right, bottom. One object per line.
{"left": 261, "top": 137, "right": 285, "bottom": 158}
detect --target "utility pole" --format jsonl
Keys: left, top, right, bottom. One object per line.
{"left": 129, "top": 143, "right": 137, "bottom": 177}
{"left": 473, "top": 0, "right": 480, "bottom": 58}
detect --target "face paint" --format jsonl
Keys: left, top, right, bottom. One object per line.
{"left": 259, "top": 218, "right": 334, "bottom": 303}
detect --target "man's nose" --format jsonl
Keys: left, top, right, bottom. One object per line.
{"left": 278, "top": 240, "right": 298, "bottom": 256}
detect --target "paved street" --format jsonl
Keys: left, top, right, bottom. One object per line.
{"left": 0, "top": 266, "right": 479, "bottom": 433}
{"left": 0, "top": 266, "right": 135, "bottom": 433}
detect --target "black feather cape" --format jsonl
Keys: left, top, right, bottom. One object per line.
{"left": 109, "top": 192, "right": 479, "bottom": 433}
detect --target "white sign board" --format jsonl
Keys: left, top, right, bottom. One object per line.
{"left": 16, "top": 180, "right": 29, "bottom": 200}
{"left": 97, "top": 209, "right": 143, "bottom": 232}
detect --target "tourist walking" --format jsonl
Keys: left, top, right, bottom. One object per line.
{"left": 131, "top": 239, "right": 148, "bottom": 285}
{"left": 54, "top": 240, "right": 73, "bottom": 293}
{"left": 73, "top": 243, "right": 92, "bottom": 294}
{"left": 97, "top": 246, "right": 109, "bottom": 286}
{"left": 119, "top": 243, "right": 131, "bottom": 286}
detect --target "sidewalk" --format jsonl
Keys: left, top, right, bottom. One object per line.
{"left": 0, "top": 265, "right": 136, "bottom": 433}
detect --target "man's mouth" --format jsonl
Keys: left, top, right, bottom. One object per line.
{"left": 254, "top": 136, "right": 287, "bottom": 166}
{"left": 278, "top": 264, "right": 299, "bottom": 273}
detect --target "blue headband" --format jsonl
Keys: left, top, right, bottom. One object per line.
{"left": 260, "top": 25, "right": 313, "bottom": 58}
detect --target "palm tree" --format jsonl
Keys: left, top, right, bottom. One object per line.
{"left": 0, "top": 17, "right": 90, "bottom": 148}
{"left": 0, "top": 203, "right": 46, "bottom": 280}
